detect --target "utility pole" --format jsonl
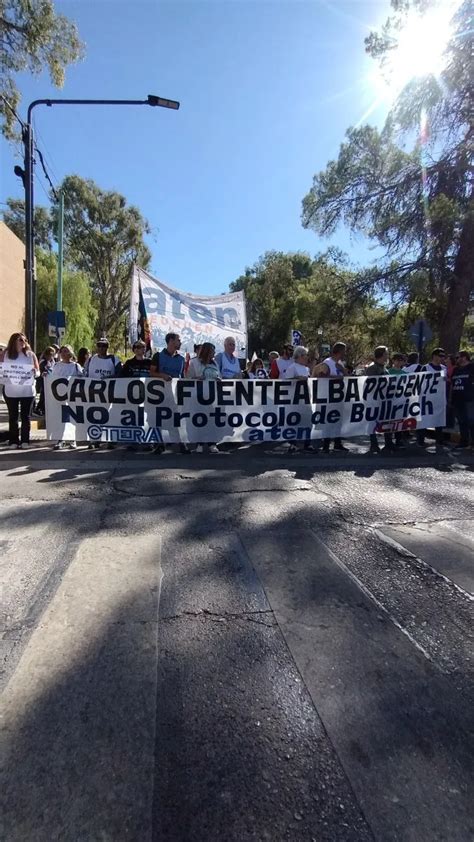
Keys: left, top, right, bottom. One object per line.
{"left": 23, "top": 94, "right": 179, "bottom": 351}
{"left": 56, "top": 189, "right": 64, "bottom": 340}
{"left": 23, "top": 118, "right": 35, "bottom": 349}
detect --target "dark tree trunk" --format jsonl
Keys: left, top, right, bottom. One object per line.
{"left": 439, "top": 210, "right": 474, "bottom": 352}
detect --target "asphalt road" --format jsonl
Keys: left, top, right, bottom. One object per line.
{"left": 1, "top": 442, "right": 473, "bottom": 842}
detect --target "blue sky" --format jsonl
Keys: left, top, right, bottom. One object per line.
{"left": 0, "top": 0, "right": 390, "bottom": 295}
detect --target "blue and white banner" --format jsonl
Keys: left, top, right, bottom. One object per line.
{"left": 46, "top": 372, "right": 446, "bottom": 444}
{"left": 130, "top": 265, "right": 247, "bottom": 356}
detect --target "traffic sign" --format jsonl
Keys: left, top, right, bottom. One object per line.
{"left": 408, "top": 319, "right": 432, "bottom": 353}
{"left": 47, "top": 310, "right": 66, "bottom": 340}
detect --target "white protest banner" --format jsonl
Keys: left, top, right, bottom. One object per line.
{"left": 129, "top": 265, "right": 247, "bottom": 356}
{"left": 45, "top": 373, "right": 446, "bottom": 444}
{"left": 0, "top": 360, "right": 35, "bottom": 387}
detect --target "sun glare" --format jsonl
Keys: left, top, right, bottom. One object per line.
{"left": 377, "top": 1, "right": 460, "bottom": 98}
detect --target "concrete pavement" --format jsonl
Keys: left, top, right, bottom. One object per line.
{"left": 1, "top": 444, "right": 473, "bottom": 841}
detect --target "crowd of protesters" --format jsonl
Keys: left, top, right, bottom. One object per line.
{"left": 1, "top": 330, "right": 473, "bottom": 452}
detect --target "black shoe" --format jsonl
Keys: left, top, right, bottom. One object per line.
{"left": 334, "top": 443, "right": 349, "bottom": 452}
{"left": 153, "top": 444, "right": 165, "bottom": 454}
{"left": 381, "top": 445, "right": 396, "bottom": 454}
{"left": 180, "top": 444, "right": 191, "bottom": 454}
{"left": 369, "top": 445, "right": 380, "bottom": 454}
{"left": 322, "top": 445, "right": 330, "bottom": 453}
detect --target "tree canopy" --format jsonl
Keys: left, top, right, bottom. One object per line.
{"left": 0, "top": 0, "right": 84, "bottom": 138}
{"left": 36, "top": 250, "right": 97, "bottom": 353}
{"left": 302, "top": 0, "right": 473, "bottom": 352}
{"left": 52, "top": 175, "right": 151, "bottom": 345}
{"left": 3, "top": 197, "right": 53, "bottom": 250}
{"left": 231, "top": 250, "right": 418, "bottom": 363}
{"left": 2, "top": 176, "right": 151, "bottom": 348}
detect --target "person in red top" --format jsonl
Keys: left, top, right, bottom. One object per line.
{"left": 270, "top": 344, "right": 294, "bottom": 379}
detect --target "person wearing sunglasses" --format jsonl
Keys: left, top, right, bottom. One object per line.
{"left": 2, "top": 332, "right": 39, "bottom": 449}
{"left": 83, "top": 338, "right": 121, "bottom": 449}
{"left": 83, "top": 338, "right": 122, "bottom": 379}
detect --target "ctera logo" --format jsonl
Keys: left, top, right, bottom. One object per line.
{"left": 375, "top": 418, "right": 417, "bottom": 434}
{"left": 87, "top": 425, "right": 164, "bottom": 444}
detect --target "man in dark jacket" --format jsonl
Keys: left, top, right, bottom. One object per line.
{"left": 450, "top": 351, "right": 474, "bottom": 449}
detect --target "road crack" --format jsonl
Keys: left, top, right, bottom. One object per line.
{"left": 161, "top": 608, "right": 277, "bottom": 627}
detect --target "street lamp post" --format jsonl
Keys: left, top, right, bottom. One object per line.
{"left": 23, "top": 94, "right": 179, "bottom": 349}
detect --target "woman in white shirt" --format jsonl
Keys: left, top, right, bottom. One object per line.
{"left": 2, "top": 332, "right": 39, "bottom": 449}
{"left": 52, "top": 345, "right": 84, "bottom": 379}
{"left": 186, "top": 342, "right": 220, "bottom": 452}
{"left": 51, "top": 346, "right": 83, "bottom": 450}
{"left": 283, "top": 346, "right": 315, "bottom": 452}
{"left": 248, "top": 358, "right": 269, "bottom": 380}
{"left": 285, "top": 346, "right": 310, "bottom": 379}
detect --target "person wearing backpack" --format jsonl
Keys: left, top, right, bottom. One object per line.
{"left": 84, "top": 338, "right": 122, "bottom": 379}
{"left": 83, "top": 338, "right": 121, "bottom": 449}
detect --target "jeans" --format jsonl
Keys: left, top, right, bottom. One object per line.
{"left": 454, "top": 402, "right": 474, "bottom": 446}
{"left": 4, "top": 395, "right": 34, "bottom": 444}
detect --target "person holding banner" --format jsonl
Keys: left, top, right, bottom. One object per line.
{"left": 121, "top": 340, "right": 152, "bottom": 377}
{"left": 285, "top": 347, "right": 316, "bottom": 453}
{"left": 269, "top": 344, "right": 294, "bottom": 379}
{"left": 285, "top": 346, "right": 310, "bottom": 379}
{"left": 150, "top": 333, "right": 185, "bottom": 380}
{"left": 51, "top": 346, "right": 83, "bottom": 451}
{"left": 215, "top": 337, "right": 242, "bottom": 379}
{"left": 366, "top": 346, "right": 399, "bottom": 454}
{"left": 186, "top": 342, "right": 221, "bottom": 453}
{"left": 150, "top": 333, "right": 189, "bottom": 453}
{"left": 247, "top": 358, "right": 269, "bottom": 380}
{"left": 312, "top": 342, "right": 349, "bottom": 452}
{"left": 2, "top": 333, "right": 39, "bottom": 449}
{"left": 84, "top": 338, "right": 122, "bottom": 379}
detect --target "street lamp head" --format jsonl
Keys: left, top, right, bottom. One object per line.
{"left": 147, "top": 94, "right": 180, "bottom": 110}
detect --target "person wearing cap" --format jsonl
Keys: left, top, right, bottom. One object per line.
{"left": 121, "top": 340, "right": 152, "bottom": 378}
{"left": 269, "top": 344, "right": 294, "bottom": 379}
{"left": 419, "top": 348, "right": 448, "bottom": 447}
{"left": 84, "top": 338, "right": 121, "bottom": 379}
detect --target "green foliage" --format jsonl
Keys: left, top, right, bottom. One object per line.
{"left": 0, "top": 0, "right": 84, "bottom": 138}
{"left": 2, "top": 197, "right": 53, "bottom": 250}
{"left": 231, "top": 250, "right": 415, "bottom": 363}
{"left": 36, "top": 250, "right": 97, "bottom": 354}
{"left": 302, "top": 0, "right": 473, "bottom": 352}
{"left": 231, "top": 251, "right": 314, "bottom": 352}
{"left": 51, "top": 175, "right": 152, "bottom": 346}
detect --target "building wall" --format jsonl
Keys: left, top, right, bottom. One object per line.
{"left": 0, "top": 222, "right": 24, "bottom": 346}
